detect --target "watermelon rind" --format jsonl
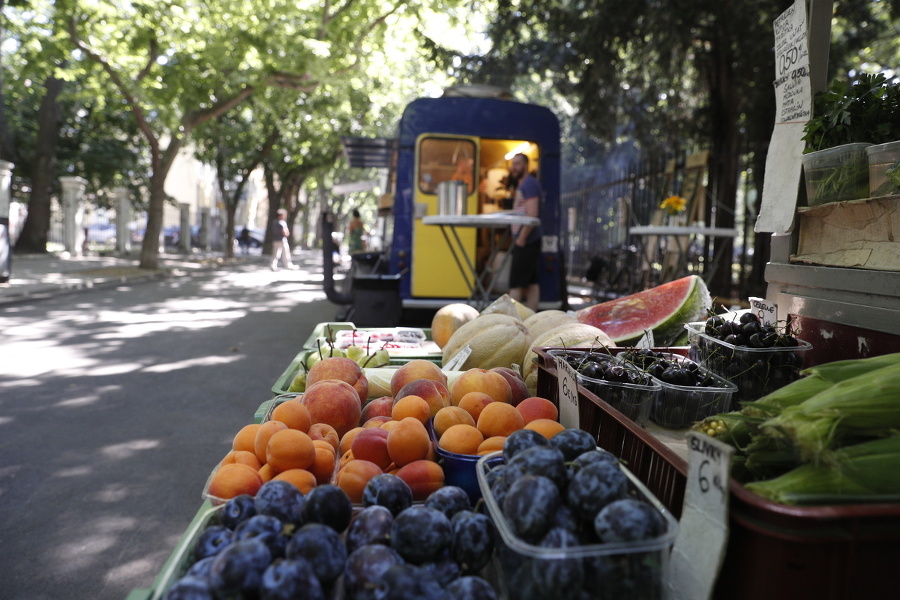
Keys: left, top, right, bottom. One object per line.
{"left": 575, "top": 275, "right": 711, "bottom": 346}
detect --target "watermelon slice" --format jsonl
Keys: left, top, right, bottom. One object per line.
{"left": 576, "top": 275, "right": 711, "bottom": 346}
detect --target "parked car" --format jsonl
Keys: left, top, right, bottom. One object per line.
{"left": 234, "top": 227, "right": 265, "bottom": 249}
{"left": 86, "top": 223, "right": 117, "bottom": 244}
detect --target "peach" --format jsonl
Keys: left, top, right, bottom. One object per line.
{"left": 340, "top": 427, "right": 365, "bottom": 455}
{"left": 439, "top": 424, "right": 484, "bottom": 455}
{"left": 386, "top": 417, "right": 432, "bottom": 467}
{"left": 433, "top": 406, "right": 476, "bottom": 438}
{"left": 525, "top": 418, "right": 566, "bottom": 440}
{"left": 390, "top": 359, "right": 448, "bottom": 397}
{"left": 336, "top": 459, "right": 383, "bottom": 503}
{"left": 363, "top": 415, "right": 393, "bottom": 428}
{"left": 271, "top": 399, "right": 312, "bottom": 432}
{"left": 307, "top": 356, "right": 368, "bottom": 401}
{"left": 391, "top": 395, "right": 431, "bottom": 424}
{"left": 396, "top": 460, "right": 445, "bottom": 501}
{"left": 381, "top": 420, "right": 402, "bottom": 434}
{"left": 266, "top": 428, "right": 316, "bottom": 473}
{"left": 516, "top": 396, "right": 559, "bottom": 425}
{"left": 477, "top": 402, "right": 525, "bottom": 438}
{"left": 208, "top": 463, "right": 263, "bottom": 500}
{"left": 450, "top": 368, "right": 512, "bottom": 405}
{"left": 308, "top": 423, "right": 340, "bottom": 453}
{"left": 457, "top": 392, "right": 494, "bottom": 423}
{"left": 300, "top": 380, "right": 362, "bottom": 438}
{"left": 232, "top": 423, "right": 262, "bottom": 453}
{"left": 254, "top": 420, "right": 289, "bottom": 463}
{"left": 361, "top": 396, "right": 394, "bottom": 423}
{"left": 274, "top": 469, "right": 317, "bottom": 494}
{"left": 491, "top": 367, "right": 530, "bottom": 407}
{"left": 351, "top": 427, "right": 392, "bottom": 471}
{"left": 394, "top": 379, "right": 451, "bottom": 418}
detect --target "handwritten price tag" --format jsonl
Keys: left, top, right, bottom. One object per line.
{"left": 667, "top": 432, "right": 734, "bottom": 600}
{"left": 553, "top": 355, "right": 580, "bottom": 430}
{"left": 749, "top": 297, "right": 778, "bottom": 327}
{"left": 443, "top": 345, "right": 472, "bottom": 371}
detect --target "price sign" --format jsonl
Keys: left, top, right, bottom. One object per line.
{"left": 667, "top": 432, "right": 734, "bottom": 600}
{"left": 553, "top": 355, "right": 580, "bottom": 430}
{"left": 636, "top": 329, "right": 655, "bottom": 350}
{"left": 749, "top": 297, "right": 778, "bottom": 327}
{"left": 443, "top": 344, "right": 472, "bottom": 371}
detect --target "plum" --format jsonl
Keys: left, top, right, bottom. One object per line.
{"left": 379, "top": 563, "right": 449, "bottom": 600}
{"left": 508, "top": 446, "right": 567, "bottom": 491}
{"left": 285, "top": 522, "right": 347, "bottom": 585}
{"left": 532, "top": 527, "right": 583, "bottom": 600}
{"left": 362, "top": 473, "right": 413, "bottom": 516}
{"left": 193, "top": 525, "right": 233, "bottom": 561}
{"left": 420, "top": 557, "right": 461, "bottom": 587}
{"left": 502, "top": 429, "right": 549, "bottom": 461}
{"left": 502, "top": 474, "right": 559, "bottom": 542}
{"left": 565, "top": 461, "right": 628, "bottom": 522}
{"left": 259, "top": 558, "right": 324, "bottom": 600}
{"left": 445, "top": 576, "right": 498, "bottom": 600}
{"left": 254, "top": 479, "right": 306, "bottom": 526}
{"left": 346, "top": 505, "right": 394, "bottom": 553}
{"left": 163, "top": 575, "right": 214, "bottom": 600}
{"left": 549, "top": 428, "right": 596, "bottom": 461}
{"left": 185, "top": 556, "right": 216, "bottom": 580}
{"left": 208, "top": 538, "right": 272, "bottom": 598}
{"left": 593, "top": 498, "right": 666, "bottom": 543}
{"left": 303, "top": 484, "right": 353, "bottom": 533}
{"left": 234, "top": 514, "right": 289, "bottom": 559}
{"left": 344, "top": 544, "right": 405, "bottom": 600}
{"left": 450, "top": 510, "right": 494, "bottom": 575}
{"left": 424, "top": 486, "right": 471, "bottom": 519}
{"left": 220, "top": 494, "right": 257, "bottom": 530}
{"left": 390, "top": 506, "right": 452, "bottom": 564}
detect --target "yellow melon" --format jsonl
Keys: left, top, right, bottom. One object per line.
{"left": 523, "top": 310, "right": 579, "bottom": 339}
{"left": 431, "top": 303, "right": 480, "bottom": 348}
{"left": 521, "top": 322, "right": 614, "bottom": 395}
{"left": 442, "top": 314, "right": 533, "bottom": 371}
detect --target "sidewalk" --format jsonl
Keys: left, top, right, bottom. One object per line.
{"left": 0, "top": 250, "right": 265, "bottom": 306}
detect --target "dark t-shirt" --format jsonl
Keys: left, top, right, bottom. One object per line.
{"left": 513, "top": 175, "right": 543, "bottom": 244}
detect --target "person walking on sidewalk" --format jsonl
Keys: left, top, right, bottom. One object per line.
{"left": 270, "top": 209, "right": 297, "bottom": 271}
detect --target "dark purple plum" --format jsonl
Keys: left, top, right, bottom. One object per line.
{"left": 508, "top": 446, "right": 567, "bottom": 491}
{"left": 254, "top": 479, "right": 306, "bottom": 526}
{"left": 193, "top": 525, "right": 233, "bottom": 561}
{"left": 220, "top": 494, "right": 257, "bottom": 530}
{"left": 163, "top": 575, "right": 214, "bottom": 600}
{"left": 450, "top": 510, "right": 494, "bottom": 574}
{"left": 420, "top": 557, "right": 461, "bottom": 587}
{"left": 346, "top": 505, "right": 394, "bottom": 553}
{"left": 285, "top": 523, "right": 347, "bottom": 585}
{"left": 390, "top": 506, "right": 452, "bottom": 564}
{"left": 424, "top": 485, "right": 471, "bottom": 519}
{"left": 302, "top": 484, "right": 353, "bottom": 533}
{"left": 549, "top": 428, "right": 596, "bottom": 461}
{"left": 259, "top": 558, "right": 324, "bottom": 600}
{"left": 379, "top": 563, "right": 449, "bottom": 600}
{"left": 565, "top": 460, "right": 628, "bottom": 522}
{"left": 343, "top": 544, "right": 404, "bottom": 600}
{"left": 502, "top": 428, "right": 550, "bottom": 461}
{"left": 532, "top": 527, "right": 583, "bottom": 599}
{"left": 185, "top": 556, "right": 216, "bottom": 580}
{"left": 446, "top": 576, "right": 498, "bottom": 600}
{"left": 593, "top": 498, "right": 667, "bottom": 543}
{"left": 502, "top": 474, "right": 559, "bottom": 542}
{"left": 234, "top": 514, "right": 289, "bottom": 559}
{"left": 208, "top": 538, "right": 272, "bottom": 599}
{"left": 362, "top": 473, "right": 413, "bottom": 516}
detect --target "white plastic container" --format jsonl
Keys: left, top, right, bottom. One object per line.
{"left": 866, "top": 140, "right": 900, "bottom": 197}
{"left": 801, "top": 142, "right": 872, "bottom": 205}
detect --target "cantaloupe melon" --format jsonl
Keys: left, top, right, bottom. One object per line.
{"left": 521, "top": 322, "right": 614, "bottom": 396}
{"left": 523, "top": 310, "right": 579, "bottom": 340}
{"left": 441, "top": 314, "right": 533, "bottom": 371}
{"left": 431, "top": 303, "right": 480, "bottom": 349}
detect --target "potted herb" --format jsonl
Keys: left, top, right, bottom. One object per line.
{"left": 801, "top": 73, "right": 900, "bottom": 205}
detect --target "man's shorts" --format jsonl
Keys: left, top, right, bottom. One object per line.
{"left": 508, "top": 241, "right": 541, "bottom": 289}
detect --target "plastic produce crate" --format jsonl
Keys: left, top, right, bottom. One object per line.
{"left": 301, "top": 321, "right": 442, "bottom": 362}
{"left": 476, "top": 451, "right": 678, "bottom": 600}
{"left": 534, "top": 347, "right": 900, "bottom": 600}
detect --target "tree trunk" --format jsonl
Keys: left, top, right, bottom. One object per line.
{"left": 15, "top": 76, "right": 64, "bottom": 253}
{"left": 139, "top": 170, "right": 166, "bottom": 269}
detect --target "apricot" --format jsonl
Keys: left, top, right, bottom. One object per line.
{"left": 394, "top": 379, "right": 451, "bottom": 418}
{"left": 477, "top": 436, "right": 507, "bottom": 455}
{"left": 439, "top": 424, "right": 484, "bottom": 455}
{"left": 339, "top": 448, "right": 355, "bottom": 470}
{"left": 340, "top": 427, "right": 365, "bottom": 456}
{"left": 433, "top": 406, "right": 476, "bottom": 438}
{"left": 312, "top": 439, "right": 337, "bottom": 456}
{"left": 525, "top": 418, "right": 566, "bottom": 440}
{"left": 253, "top": 420, "right": 289, "bottom": 463}
{"left": 457, "top": 392, "right": 494, "bottom": 423}
{"left": 266, "top": 428, "right": 315, "bottom": 473}
{"left": 380, "top": 419, "right": 402, "bottom": 434}
{"left": 396, "top": 460, "right": 445, "bottom": 501}
{"left": 351, "top": 427, "right": 392, "bottom": 471}
{"left": 516, "top": 396, "right": 559, "bottom": 425}
{"left": 450, "top": 368, "right": 512, "bottom": 405}
{"left": 271, "top": 399, "right": 312, "bottom": 432}
{"left": 391, "top": 395, "right": 431, "bottom": 424}
{"left": 221, "top": 450, "right": 263, "bottom": 471}
{"left": 232, "top": 423, "right": 262, "bottom": 453}
{"left": 273, "top": 469, "right": 317, "bottom": 494}
{"left": 336, "top": 459, "right": 384, "bottom": 503}
{"left": 258, "top": 463, "right": 276, "bottom": 483}
{"left": 386, "top": 417, "right": 432, "bottom": 467}
{"left": 390, "top": 359, "right": 448, "bottom": 397}
{"left": 310, "top": 447, "right": 337, "bottom": 484}
{"left": 477, "top": 402, "right": 525, "bottom": 438}
{"left": 207, "top": 463, "right": 263, "bottom": 501}
{"left": 308, "top": 423, "right": 340, "bottom": 454}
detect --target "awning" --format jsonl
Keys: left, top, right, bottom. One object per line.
{"left": 340, "top": 136, "right": 395, "bottom": 169}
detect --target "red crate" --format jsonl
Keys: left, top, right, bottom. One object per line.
{"left": 534, "top": 347, "right": 900, "bottom": 600}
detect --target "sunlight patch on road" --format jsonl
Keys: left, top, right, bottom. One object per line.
{"left": 99, "top": 439, "right": 160, "bottom": 460}
{"left": 142, "top": 354, "right": 242, "bottom": 373}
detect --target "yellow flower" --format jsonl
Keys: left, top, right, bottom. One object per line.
{"left": 660, "top": 195, "right": 687, "bottom": 215}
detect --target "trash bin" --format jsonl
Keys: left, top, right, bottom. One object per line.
{"left": 350, "top": 252, "right": 386, "bottom": 275}
{"left": 349, "top": 273, "right": 403, "bottom": 327}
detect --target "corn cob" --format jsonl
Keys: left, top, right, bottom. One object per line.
{"left": 693, "top": 411, "right": 759, "bottom": 449}
{"left": 741, "top": 374, "right": 831, "bottom": 418}
{"left": 744, "top": 435, "right": 900, "bottom": 505}
{"left": 801, "top": 352, "right": 900, "bottom": 384}
{"left": 762, "top": 362, "right": 900, "bottom": 461}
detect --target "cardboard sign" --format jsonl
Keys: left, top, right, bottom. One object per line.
{"left": 553, "top": 355, "right": 580, "bottom": 430}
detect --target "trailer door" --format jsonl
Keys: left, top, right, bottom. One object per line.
{"left": 411, "top": 135, "right": 480, "bottom": 298}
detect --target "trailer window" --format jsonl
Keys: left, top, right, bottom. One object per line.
{"left": 418, "top": 138, "right": 476, "bottom": 194}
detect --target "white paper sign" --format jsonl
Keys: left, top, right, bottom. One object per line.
{"left": 667, "top": 432, "right": 734, "bottom": 600}
{"left": 749, "top": 296, "right": 778, "bottom": 326}
{"left": 636, "top": 329, "right": 655, "bottom": 350}
{"left": 553, "top": 355, "right": 580, "bottom": 430}
{"left": 443, "top": 344, "right": 472, "bottom": 371}
{"left": 756, "top": 0, "right": 811, "bottom": 234}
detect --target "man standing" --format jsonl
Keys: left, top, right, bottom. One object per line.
{"left": 507, "top": 153, "right": 542, "bottom": 310}
{"left": 270, "top": 208, "right": 297, "bottom": 270}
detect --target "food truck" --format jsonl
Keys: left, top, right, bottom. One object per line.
{"left": 331, "top": 88, "right": 564, "bottom": 321}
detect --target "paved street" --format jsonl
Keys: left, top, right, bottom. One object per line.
{"left": 0, "top": 251, "right": 343, "bottom": 599}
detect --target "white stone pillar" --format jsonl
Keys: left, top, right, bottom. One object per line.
{"left": 60, "top": 176, "right": 87, "bottom": 256}
{"left": 179, "top": 203, "right": 191, "bottom": 254}
{"left": 114, "top": 186, "right": 132, "bottom": 254}
{"left": 200, "top": 207, "right": 211, "bottom": 251}
{"left": 0, "top": 160, "right": 14, "bottom": 282}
